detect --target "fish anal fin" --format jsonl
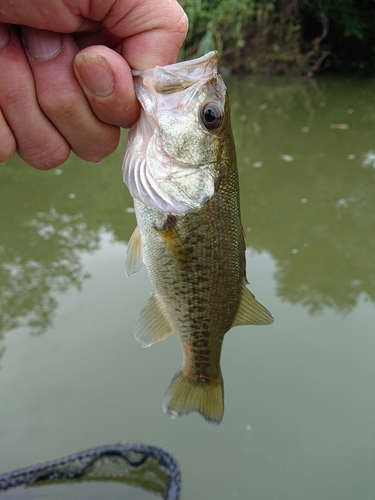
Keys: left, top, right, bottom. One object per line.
{"left": 162, "top": 370, "right": 224, "bottom": 424}
{"left": 154, "top": 216, "right": 188, "bottom": 266}
{"left": 125, "top": 226, "right": 143, "bottom": 277}
{"left": 135, "top": 293, "right": 174, "bottom": 347}
{"left": 232, "top": 285, "right": 274, "bottom": 327}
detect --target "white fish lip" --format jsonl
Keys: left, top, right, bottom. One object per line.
{"left": 132, "top": 51, "right": 219, "bottom": 79}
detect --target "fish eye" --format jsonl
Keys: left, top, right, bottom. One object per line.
{"left": 200, "top": 103, "right": 224, "bottom": 131}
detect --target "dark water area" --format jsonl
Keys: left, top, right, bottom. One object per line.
{"left": 0, "top": 75, "right": 374, "bottom": 499}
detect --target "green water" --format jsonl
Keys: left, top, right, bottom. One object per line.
{"left": 0, "top": 75, "right": 374, "bottom": 499}
{"left": 0, "top": 482, "right": 157, "bottom": 499}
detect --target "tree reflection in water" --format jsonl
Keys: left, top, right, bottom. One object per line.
{"left": 0, "top": 209, "right": 98, "bottom": 335}
{"left": 0, "top": 142, "right": 133, "bottom": 351}
{"left": 230, "top": 75, "right": 375, "bottom": 315}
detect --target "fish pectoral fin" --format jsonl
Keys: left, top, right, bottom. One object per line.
{"left": 232, "top": 285, "right": 274, "bottom": 327}
{"left": 154, "top": 219, "right": 188, "bottom": 267}
{"left": 162, "top": 370, "right": 224, "bottom": 424}
{"left": 135, "top": 293, "right": 174, "bottom": 347}
{"left": 125, "top": 226, "right": 143, "bottom": 276}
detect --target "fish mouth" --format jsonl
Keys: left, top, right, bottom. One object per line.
{"left": 132, "top": 51, "right": 219, "bottom": 96}
{"left": 132, "top": 51, "right": 218, "bottom": 77}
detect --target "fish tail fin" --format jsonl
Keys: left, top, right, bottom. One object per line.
{"left": 162, "top": 370, "right": 224, "bottom": 424}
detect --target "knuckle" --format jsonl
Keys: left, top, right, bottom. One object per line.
{"left": 23, "top": 140, "right": 71, "bottom": 169}
{"left": 2, "top": 82, "right": 34, "bottom": 116}
{"left": 38, "top": 87, "right": 78, "bottom": 121}
{"left": 0, "top": 132, "right": 16, "bottom": 162}
{"left": 97, "top": 102, "right": 140, "bottom": 129}
{"left": 75, "top": 128, "right": 120, "bottom": 162}
{"left": 175, "top": 8, "right": 189, "bottom": 38}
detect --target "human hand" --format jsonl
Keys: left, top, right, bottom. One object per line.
{"left": 0, "top": 0, "right": 188, "bottom": 169}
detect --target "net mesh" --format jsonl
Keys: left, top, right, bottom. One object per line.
{"left": 0, "top": 442, "right": 181, "bottom": 500}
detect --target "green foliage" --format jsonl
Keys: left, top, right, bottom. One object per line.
{"left": 180, "top": 0, "right": 275, "bottom": 57}
{"left": 303, "top": 0, "right": 369, "bottom": 39}
{"left": 301, "top": 0, "right": 375, "bottom": 72}
{"left": 323, "top": 1, "right": 364, "bottom": 38}
{"left": 180, "top": 0, "right": 375, "bottom": 72}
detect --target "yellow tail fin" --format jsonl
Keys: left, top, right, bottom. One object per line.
{"left": 162, "top": 370, "right": 224, "bottom": 424}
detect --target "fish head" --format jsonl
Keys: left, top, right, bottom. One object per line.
{"left": 123, "top": 51, "right": 230, "bottom": 215}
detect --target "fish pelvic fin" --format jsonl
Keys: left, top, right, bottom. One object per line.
{"left": 125, "top": 226, "right": 143, "bottom": 277}
{"left": 154, "top": 216, "right": 189, "bottom": 267}
{"left": 135, "top": 293, "right": 174, "bottom": 347}
{"left": 162, "top": 370, "right": 224, "bottom": 424}
{"left": 232, "top": 284, "right": 274, "bottom": 327}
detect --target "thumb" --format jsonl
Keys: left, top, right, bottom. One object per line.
{"left": 74, "top": 45, "right": 139, "bottom": 128}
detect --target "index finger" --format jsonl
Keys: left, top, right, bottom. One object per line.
{"left": 0, "top": 0, "right": 188, "bottom": 70}
{"left": 99, "top": 0, "right": 188, "bottom": 70}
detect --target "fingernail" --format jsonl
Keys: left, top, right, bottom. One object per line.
{"left": 0, "top": 24, "right": 10, "bottom": 49}
{"left": 74, "top": 52, "right": 115, "bottom": 96}
{"left": 22, "top": 27, "right": 63, "bottom": 60}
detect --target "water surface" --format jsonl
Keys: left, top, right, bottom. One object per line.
{"left": 0, "top": 75, "right": 374, "bottom": 499}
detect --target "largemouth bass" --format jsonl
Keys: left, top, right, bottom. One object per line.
{"left": 123, "top": 51, "right": 273, "bottom": 424}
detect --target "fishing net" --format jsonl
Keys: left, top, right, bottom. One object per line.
{"left": 0, "top": 442, "right": 181, "bottom": 500}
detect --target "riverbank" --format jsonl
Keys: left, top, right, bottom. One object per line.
{"left": 179, "top": 0, "right": 375, "bottom": 76}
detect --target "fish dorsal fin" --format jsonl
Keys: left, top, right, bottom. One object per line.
{"left": 232, "top": 284, "right": 274, "bottom": 327}
{"left": 135, "top": 293, "right": 174, "bottom": 347}
{"left": 125, "top": 226, "right": 143, "bottom": 277}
